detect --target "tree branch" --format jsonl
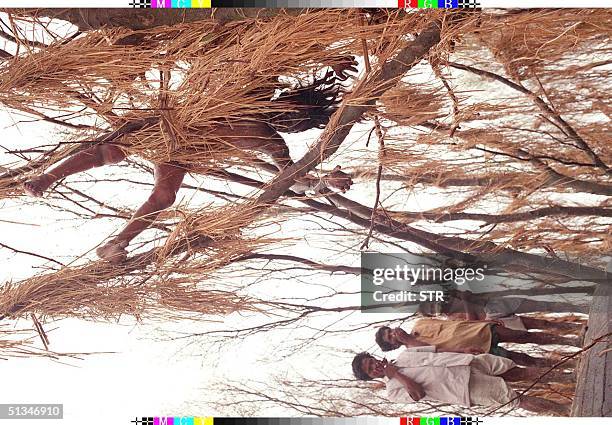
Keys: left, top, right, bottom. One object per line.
{"left": 448, "top": 61, "right": 611, "bottom": 174}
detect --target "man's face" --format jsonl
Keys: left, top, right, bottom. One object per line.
{"left": 361, "top": 356, "right": 386, "bottom": 379}
{"left": 382, "top": 328, "right": 401, "bottom": 350}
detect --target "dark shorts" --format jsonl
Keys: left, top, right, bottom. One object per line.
{"left": 488, "top": 324, "right": 511, "bottom": 358}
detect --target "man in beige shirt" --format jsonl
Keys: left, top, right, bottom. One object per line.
{"left": 351, "top": 347, "right": 570, "bottom": 415}
{"left": 375, "top": 318, "right": 579, "bottom": 367}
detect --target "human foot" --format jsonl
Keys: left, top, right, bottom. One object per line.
{"left": 23, "top": 174, "right": 54, "bottom": 197}
{"left": 96, "top": 240, "right": 129, "bottom": 264}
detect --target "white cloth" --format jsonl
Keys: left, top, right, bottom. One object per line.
{"left": 468, "top": 357, "right": 519, "bottom": 408}
{"left": 386, "top": 347, "right": 516, "bottom": 407}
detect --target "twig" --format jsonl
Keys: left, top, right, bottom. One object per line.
{"left": 448, "top": 61, "right": 610, "bottom": 174}
{"left": 361, "top": 117, "right": 385, "bottom": 250}
{"left": 30, "top": 314, "right": 50, "bottom": 350}
{"left": 0, "top": 242, "right": 65, "bottom": 266}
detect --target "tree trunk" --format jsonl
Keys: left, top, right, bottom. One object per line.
{"left": 571, "top": 282, "right": 612, "bottom": 416}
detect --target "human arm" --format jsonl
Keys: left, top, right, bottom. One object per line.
{"left": 393, "top": 328, "right": 429, "bottom": 348}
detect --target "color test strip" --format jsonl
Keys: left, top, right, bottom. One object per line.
{"left": 6, "top": 0, "right": 605, "bottom": 7}
{"left": 134, "top": 418, "right": 482, "bottom": 425}
{"left": 132, "top": 0, "right": 481, "bottom": 7}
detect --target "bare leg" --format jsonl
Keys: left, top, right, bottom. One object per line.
{"left": 518, "top": 395, "right": 570, "bottom": 416}
{"left": 495, "top": 325, "right": 581, "bottom": 347}
{"left": 209, "top": 121, "right": 293, "bottom": 170}
{"left": 215, "top": 121, "right": 352, "bottom": 192}
{"left": 96, "top": 162, "right": 186, "bottom": 263}
{"left": 512, "top": 298, "right": 589, "bottom": 315}
{"left": 501, "top": 366, "right": 572, "bottom": 384}
{"left": 23, "top": 144, "right": 127, "bottom": 196}
{"left": 520, "top": 316, "right": 583, "bottom": 333}
{"left": 504, "top": 350, "right": 559, "bottom": 368}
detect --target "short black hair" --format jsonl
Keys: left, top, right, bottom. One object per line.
{"left": 375, "top": 326, "right": 397, "bottom": 352}
{"left": 352, "top": 352, "right": 374, "bottom": 381}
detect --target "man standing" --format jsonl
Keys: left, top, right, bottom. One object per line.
{"left": 351, "top": 347, "right": 570, "bottom": 415}
{"left": 375, "top": 319, "right": 579, "bottom": 367}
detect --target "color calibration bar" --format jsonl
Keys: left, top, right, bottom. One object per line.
{"left": 128, "top": 418, "right": 612, "bottom": 425}
{"left": 129, "top": 418, "right": 483, "bottom": 425}
{"left": 128, "top": 0, "right": 479, "bottom": 7}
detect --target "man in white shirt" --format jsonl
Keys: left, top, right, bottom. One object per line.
{"left": 351, "top": 346, "right": 570, "bottom": 415}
